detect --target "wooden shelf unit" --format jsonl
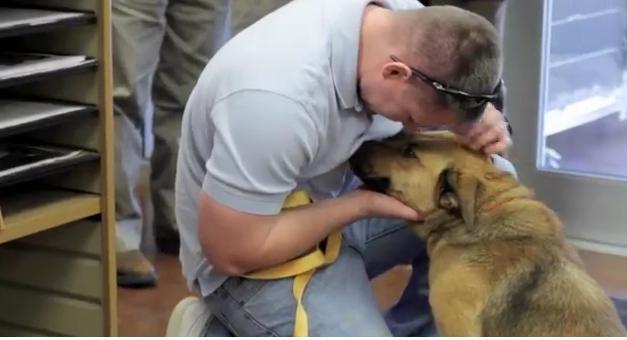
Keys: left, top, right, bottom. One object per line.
{"left": 0, "top": 0, "right": 116, "bottom": 336}
{"left": 0, "top": 189, "right": 101, "bottom": 244}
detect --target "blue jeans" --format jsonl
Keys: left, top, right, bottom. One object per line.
{"left": 203, "top": 156, "right": 516, "bottom": 336}
{"left": 203, "top": 217, "right": 432, "bottom": 336}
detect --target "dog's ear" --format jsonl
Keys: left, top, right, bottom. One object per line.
{"left": 437, "top": 168, "right": 480, "bottom": 228}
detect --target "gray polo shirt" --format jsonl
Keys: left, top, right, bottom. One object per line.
{"left": 175, "top": 0, "right": 422, "bottom": 296}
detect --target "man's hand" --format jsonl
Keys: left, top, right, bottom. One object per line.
{"left": 347, "top": 189, "right": 424, "bottom": 221}
{"left": 454, "top": 103, "right": 512, "bottom": 155}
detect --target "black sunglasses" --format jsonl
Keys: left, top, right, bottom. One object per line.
{"left": 390, "top": 55, "right": 503, "bottom": 120}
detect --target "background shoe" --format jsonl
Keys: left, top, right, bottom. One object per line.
{"left": 117, "top": 250, "right": 158, "bottom": 287}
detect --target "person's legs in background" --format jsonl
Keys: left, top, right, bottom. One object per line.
{"left": 112, "top": 0, "right": 168, "bottom": 287}
{"left": 229, "top": 0, "right": 290, "bottom": 34}
{"left": 150, "top": 0, "right": 231, "bottom": 255}
{"left": 113, "top": 0, "right": 232, "bottom": 285}
{"left": 150, "top": 0, "right": 290, "bottom": 255}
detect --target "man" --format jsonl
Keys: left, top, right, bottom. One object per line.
{"left": 113, "top": 0, "right": 289, "bottom": 287}
{"left": 175, "top": 0, "right": 512, "bottom": 335}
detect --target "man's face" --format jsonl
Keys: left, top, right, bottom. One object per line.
{"left": 400, "top": 82, "right": 465, "bottom": 131}
{"left": 360, "top": 71, "right": 465, "bottom": 131}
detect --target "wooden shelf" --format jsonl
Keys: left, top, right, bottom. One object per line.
{"left": 0, "top": 8, "right": 95, "bottom": 39}
{"left": 0, "top": 0, "right": 116, "bottom": 335}
{"left": 0, "top": 99, "right": 97, "bottom": 138}
{"left": 0, "top": 59, "right": 97, "bottom": 89}
{"left": 0, "top": 189, "right": 100, "bottom": 244}
{"left": 0, "top": 144, "right": 100, "bottom": 188}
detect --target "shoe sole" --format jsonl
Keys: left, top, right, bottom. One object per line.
{"left": 117, "top": 272, "right": 157, "bottom": 288}
{"left": 166, "top": 296, "right": 208, "bottom": 336}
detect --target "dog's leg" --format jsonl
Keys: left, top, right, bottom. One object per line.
{"left": 429, "top": 246, "right": 490, "bottom": 336}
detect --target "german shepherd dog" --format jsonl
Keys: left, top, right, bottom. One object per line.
{"left": 350, "top": 131, "right": 626, "bottom": 336}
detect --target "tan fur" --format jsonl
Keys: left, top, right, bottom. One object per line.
{"left": 350, "top": 131, "right": 626, "bottom": 336}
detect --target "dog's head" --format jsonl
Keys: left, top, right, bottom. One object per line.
{"left": 350, "top": 130, "right": 503, "bottom": 227}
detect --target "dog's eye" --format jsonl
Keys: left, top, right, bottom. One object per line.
{"left": 402, "top": 145, "right": 417, "bottom": 158}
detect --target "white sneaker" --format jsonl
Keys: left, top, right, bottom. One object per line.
{"left": 166, "top": 296, "right": 212, "bottom": 337}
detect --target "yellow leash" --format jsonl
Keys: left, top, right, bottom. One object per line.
{"left": 243, "top": 191, "right": 342, "bottom": 337}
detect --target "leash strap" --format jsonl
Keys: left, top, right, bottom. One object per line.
{"left": 244, "top": 190, "right": 342, "bottom": 336}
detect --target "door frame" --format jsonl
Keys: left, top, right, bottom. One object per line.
{"left": 503, "top": 0, "right": 627, "bottom": 256}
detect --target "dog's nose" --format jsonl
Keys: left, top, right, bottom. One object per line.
{"left": 362, "top": 177, "right": 390, "bottom": 193}
{"left": 349, "top": 142, "right": 375, "bottom": 174}
{"left": 349, "top": 150, "right": 365, "bottom": 175}
{"left": 350, "top": 149, "right": 376, "bottom": 181}
{"left": 349, "top": 143, "right": 391, "bottom": 193}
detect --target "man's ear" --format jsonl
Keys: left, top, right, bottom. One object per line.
{"left": 437, "top": 168, "right": 480, "bottom": 228}
{"left": 382, "top": 61, "right": 412, "bottom": 81}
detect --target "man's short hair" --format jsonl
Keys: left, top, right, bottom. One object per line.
{"left": 400, "top": 5, "right": 502, "bottom": 95}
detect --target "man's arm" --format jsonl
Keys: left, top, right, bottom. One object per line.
{"left": 197, "top": 189, "right": 420, "bottom": 276}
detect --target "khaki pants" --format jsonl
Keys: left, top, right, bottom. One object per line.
{"left": 113, "top": 0, "right": 290, "bottom": 251}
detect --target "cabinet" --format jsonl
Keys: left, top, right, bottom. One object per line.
{"left": 0, "top": 1, "right": 116, "bottom": 336}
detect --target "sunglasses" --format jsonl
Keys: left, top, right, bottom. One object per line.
{"left": 390, "top": 55, "right": 503, "bottom": 121}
